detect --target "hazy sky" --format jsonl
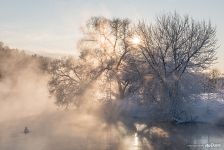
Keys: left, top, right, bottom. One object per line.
{"left": 0, "top": 0, "right": 223, "bottom": 71}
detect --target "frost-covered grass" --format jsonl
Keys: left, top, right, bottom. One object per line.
{"left": 123, "top": 92, "right": 224, "bottom": 124}
{"left": 185, "top": 92, "right": 224, "bottom": 124}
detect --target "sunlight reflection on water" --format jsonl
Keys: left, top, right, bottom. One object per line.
{"left": 134, "top": 133, "right": 139, "bottom": 147}
{"left": 2, "top": 115, "right": 224, "bottom": 150}
{"left": 128, "top": 133, "right": 140, "bottom": 150}
{"left": 126, "top": 123, "right": 224, "bottom": 150}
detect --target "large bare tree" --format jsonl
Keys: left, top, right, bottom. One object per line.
{"left": 137, "top": 13, "right": 217, "bottom": 118}
{"left": 48, "top": 17, "right": 142, "bottom": 107}
{"left": 48, "top": 13, "right": 217, "bottom": 119}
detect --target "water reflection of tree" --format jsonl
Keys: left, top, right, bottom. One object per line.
{"left": 101, "top": 108, "right": 224, "bottom": 150}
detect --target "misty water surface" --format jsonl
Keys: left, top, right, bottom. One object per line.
{"left": 1, "top": 110, "right": 224, "bottom": 150}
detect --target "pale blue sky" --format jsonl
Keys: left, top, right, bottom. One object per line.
{"left": 0, "top": 0, "right": 223, "bottom": 71}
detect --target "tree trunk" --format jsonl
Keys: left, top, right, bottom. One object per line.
{"left": 169, "top": 80, "right": 180, "bottom": 120}
{"left": 117, "top": 81, "right": 125, "bottom": 100}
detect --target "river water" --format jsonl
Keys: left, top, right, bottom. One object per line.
{"left": 128, "top": 123, "right": 224, "bottom": 150}
{"left": 1, "top": 112, "right": 224, "bottom": 150}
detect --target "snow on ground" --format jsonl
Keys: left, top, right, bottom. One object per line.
{"left": 186, "top": 93, "right": 224, "bottom": 124}
{"left": 121, "top": 92, "right": 224, "bottom": 124}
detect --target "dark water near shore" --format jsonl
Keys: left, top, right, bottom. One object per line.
{"left": 131, "top": 123, "right": 224, "bottom": 150}
{"left": 1, "top": 112, "right": 224, "bottom": 150}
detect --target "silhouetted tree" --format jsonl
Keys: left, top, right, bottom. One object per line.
{"left": 137, "top": 13, "right": 217, "bottom": 119}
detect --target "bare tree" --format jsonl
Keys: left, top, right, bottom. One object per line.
{"left": 47, "top": 14, "right": 217, "bottom": 120}
{"left": 79, "top": 17, "right": 140, "bottom": 100}
{"left": 48, "top": 57, "right": 97, "bottom": 107}
{"left": 137, "top": 13, "right": 217, "bottom": 119}
{"left": 48, "top": 17, "right": 142, "bottom": 107}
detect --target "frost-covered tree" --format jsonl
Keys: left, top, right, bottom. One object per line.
{"left": 48, "top": 13, "right": 217, "bottom": 119}
{"left": 202, "top": 69, "right": 221, "bottom": 93}
{"left": 48, "top": 17, "right": 144, "bottom": 107}
{"left": 78, "top": 17, "right": 141, "bottom": 100}
{"left": 48, "top": 56, "right": 104, "bottom": 106}
{"left": 137, "top": 13, "right": 217, "bottom": 118}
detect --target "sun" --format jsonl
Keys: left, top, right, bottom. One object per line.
{"left": 131, "top": 36, "right": 141, "bottom": 45}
